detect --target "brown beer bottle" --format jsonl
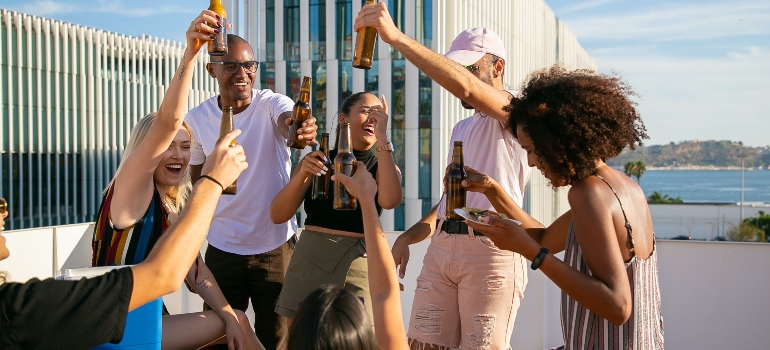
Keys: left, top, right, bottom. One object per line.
{"left": 445, "top": 141, "right": 467, "bottom": 220}
{"left": 287, "top": 76, "right": 312, "bottom": 149}
{"left": 352, "top": 0, "right": 378, "bottom": 70}
{"left": 333, "top": 123, "right": 358, "bottom": 210}
{"left": 217, "top": 106, "right": 237, "bottom": 195}
{"left": 208, "top": 0, "right": 228, "bottom": 56}
{"left": 311, "top": 133, "right": 331, "bottom": 200}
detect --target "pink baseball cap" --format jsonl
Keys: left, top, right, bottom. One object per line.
{"left": 444, "top": 27, "right": 506, "bottom": 66}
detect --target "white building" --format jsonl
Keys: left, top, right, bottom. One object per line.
{"left": 222, "top": 0, "right": 596, "bottom": 230}
{"left": 0, "top": 9, "right": 219, "bottom": 230}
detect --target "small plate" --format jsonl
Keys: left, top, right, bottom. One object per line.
{"left": 453, "top": 207, "right": 521, "bottom": 226}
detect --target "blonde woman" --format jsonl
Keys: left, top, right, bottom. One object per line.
{"left": 91, "top": 10, "right": 263, "bottom": 350}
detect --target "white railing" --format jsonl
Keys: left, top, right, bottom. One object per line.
{"left": 2, "top": 225, "right": 769, "bottom": 349}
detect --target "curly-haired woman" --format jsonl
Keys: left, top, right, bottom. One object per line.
{"left": 463, "top": 66, "right": 664, "bottom": 349}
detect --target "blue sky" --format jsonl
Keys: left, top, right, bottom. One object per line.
{"left": 1, "top": 0, "right": 768, "bottom": 146}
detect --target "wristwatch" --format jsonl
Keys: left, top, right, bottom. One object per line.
{"left": 376, "top": 141, "right": 393, "bottom": 153}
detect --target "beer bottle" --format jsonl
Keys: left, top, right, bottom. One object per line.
{"left": 445, "top": 141, "right": 467, "bottom": 220}
{"left": 208, "top": 0, "right": 228, "bottom": 56}
{"left": 217, "top": 106, "right": 237, "bottom": 195}
{"left": 352, "top": 0, "right": 378, "bottom": 70}
{"left": 287, "top": 76, "right": 312, "bottom": 149}
{"left": 311, "top": 133, "right": 331, "bottom": 200}
{"left": 333, "top": 123, "right": 358, "bottom": 210}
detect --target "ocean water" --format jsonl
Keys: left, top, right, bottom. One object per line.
{"left": 636, "top": 170, "right": 770, "bottom": 204}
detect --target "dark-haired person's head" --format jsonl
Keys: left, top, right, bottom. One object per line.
{"left": 506, "top": 65, "right": 648, "bottom": 187}
{"left": 206, "top": 34, "right": 256, "bottom": 104}
{"left": 288, "top": 284, "right": 377, "bottom": 350}
{"left": 331, "top": 91, "right": 381, "bottom": 150}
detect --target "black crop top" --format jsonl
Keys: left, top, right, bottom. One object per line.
{"left": 303, "top": 147, "right": 383, "bottom": 233}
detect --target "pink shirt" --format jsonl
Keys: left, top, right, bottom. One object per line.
{"left": 436, "top": 108, "right": 530, "bottom": 219}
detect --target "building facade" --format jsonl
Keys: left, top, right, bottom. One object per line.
{"left": 225, "top": 0, "right": 595, "bottom": 230}
{"left": 0, "top": 9, "right": 219, "bottom": 230}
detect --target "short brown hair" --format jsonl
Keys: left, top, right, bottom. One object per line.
{"left": 506, "top": 65, "right": 647, "bottom": 186}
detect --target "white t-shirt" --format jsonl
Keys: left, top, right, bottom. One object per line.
{"left": 186, "top": 89, "right": 297, "bottom": 255}
{"left": 436, "top": 106, "right": 531, "bottom": 219}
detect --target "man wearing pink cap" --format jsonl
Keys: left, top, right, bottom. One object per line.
{"left": 355, "top": 4, "right": 535, "bottom": 349}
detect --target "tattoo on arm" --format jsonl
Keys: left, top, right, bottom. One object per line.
{"left": 196, "top": 277, "right": 210, "bottom": 291}
{"left": 178, "top": 64, "right": 186, "bottom": 80}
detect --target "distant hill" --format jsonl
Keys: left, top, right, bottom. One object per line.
{"left": 607, "top": 140, "right": 770, "bottom": 169}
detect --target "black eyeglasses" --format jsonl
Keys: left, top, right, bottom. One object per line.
{"left": 0, "top": 198, "right": 7, "bottom": 214}
{"left": 209, "top": 61, "right": 259, "bottom": 74}
{"left": 463, "top": 64, "right": 481, "bottom": 73}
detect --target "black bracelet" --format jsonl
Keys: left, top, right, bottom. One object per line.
{"left": 530, "top": 247, "right": 549, "bottom": 270}
{"left": 200, "top": 175, "right": 225, "bottom": 191}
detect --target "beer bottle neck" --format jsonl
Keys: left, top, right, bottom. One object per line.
{"left": 220, "top": 113, "right": 233, "bottom": 138}
{"left": 337, "top": 124, "right": 352, "bottom": 152}
{"left": 319, "top": 136, "right": 329, "bottom": 155}
{"left": 298, "top": 90, "right": 310, "bottom": 103}
{"left": 451, "top": 147, "right": 464, "bottom": 166}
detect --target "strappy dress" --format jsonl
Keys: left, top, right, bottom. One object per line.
{"left": 560, "top": 175, "right": 664, "bottom": 349}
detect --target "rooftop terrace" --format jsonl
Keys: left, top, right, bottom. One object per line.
{"left": 1, "top": 224, "right": 767, "bottom": 349}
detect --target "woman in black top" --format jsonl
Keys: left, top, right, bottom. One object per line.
{"left": 270, "top": 92, "right": 402, "bottom": 322}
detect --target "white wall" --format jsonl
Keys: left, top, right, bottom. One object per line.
{"left": 4, "top": 226, "right": 770, "bottom": 349}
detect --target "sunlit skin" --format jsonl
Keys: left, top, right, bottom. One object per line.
{"left": 341, "top": 93, "right": 384, "bottom": 151}
{"left": 516, "top": 125, "right": 568, "bottom": 187}
{"left": 152, "top": 128, "right": 192, "bottom": 193}
{"left": 206, "top": 41, "right": 255, "bottom": 114}
{"left": 460, "top": 56, "right": 498, "bottom": 110}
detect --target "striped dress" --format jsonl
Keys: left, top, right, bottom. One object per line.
{"left": 92, "top": 185, "right": 170, "bottom": 266}
{"left": 560, "top": 175, "right": 664, "bottom": 349}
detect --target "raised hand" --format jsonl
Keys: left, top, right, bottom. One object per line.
{"left": 464, "top": 216, "right": 529, "bottom": 254}
{"left": 201, "top": 130, "right": 248, "bottom": 189}
{"left": 186, "top": 10, "right": 222, "bottom": 55}
{"left": 353, "top": 2, "right": 402, "bottom": 44}
{"left": 297, "top": 150, "right": 329, "bottom": 177}
{"left": 285, "top": 116, "right": 319, "bottom": 148}
{"left": 369, "top": 95, "right": 390, "bottom": 142}
{"left": 462, "top": 166, "right": 499, "bottom": 194}
{"left": 331, "top": 162, "right": 377, "bottom": 201}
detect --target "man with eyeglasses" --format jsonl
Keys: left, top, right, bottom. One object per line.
{"left": 184, "top": 34, "right": 318, "bottom": 349}
{"left": 354, "top": 5, "right": 534, "bottom": 349}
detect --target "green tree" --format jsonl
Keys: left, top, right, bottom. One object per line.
{"left": 624, "top": 160, "right": 647, "bottom": 184}
{"left": 741, "top": 211, "right": 770, "bottom": 242}
{"left": 647, "top": 191, "right": 683, "bottom": 204}
{"left": 726, "top": 222, "right": 765, "bottom": 242}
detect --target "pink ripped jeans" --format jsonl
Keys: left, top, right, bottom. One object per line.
{"left": 407, "top": 219, "right": 528, "bottom": 349}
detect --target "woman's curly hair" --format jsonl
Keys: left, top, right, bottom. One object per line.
{"left": 506, "top": 65, "right": 647, "bottom": 186}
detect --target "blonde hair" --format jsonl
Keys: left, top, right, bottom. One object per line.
{"left": 105, "top": 113, "right": 193, "bottom": 212}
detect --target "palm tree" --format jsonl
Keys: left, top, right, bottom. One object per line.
{"left": 623, "top": 160, "right": 646, "bottom": 184}
{"left": 634, "top": 160, "right": 646, "bottom": 184}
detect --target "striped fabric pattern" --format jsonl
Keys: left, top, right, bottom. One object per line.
{"left": 560, "top": 223, "right": 665, "bottom": 349}
{"left": 92, "top": 185, "right": 170, "bottom": 266}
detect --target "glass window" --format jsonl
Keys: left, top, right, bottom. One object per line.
{"left": 416, "top": 0, "right": 433, "bottom": 48}
{"left": 391, "top": 59, "right": 406, "bottom": 230}
{"left": 266, "top": 0, "right": 275, "bottom": 61}
{"left": 339, "top": 60, "right": 353, "bottom": 103}
{"left": 310, "top": 0, "right": 327, "bottom": 61}
{"left": 336, "top": 0, "right": 352, "bottom": 60}
{"left": 287, "top": 61, "right": 302, "bottom": 100}
{"left": 284, "top": 0, "right": 301, "bottom": 62}
{"left": 418, "top": 71, "right": 432, "bottom": 215}
{"left": 260, "top": 62, "right": 276, "bottom": 92}
{"left": 312, "top": 61, "right": 328, "bottom": 137}
{"left": 364, "top": 60, "right": 379, "bottom": 96}
{"left": 388, "top": 0, "right": 406, "bottom": 59}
